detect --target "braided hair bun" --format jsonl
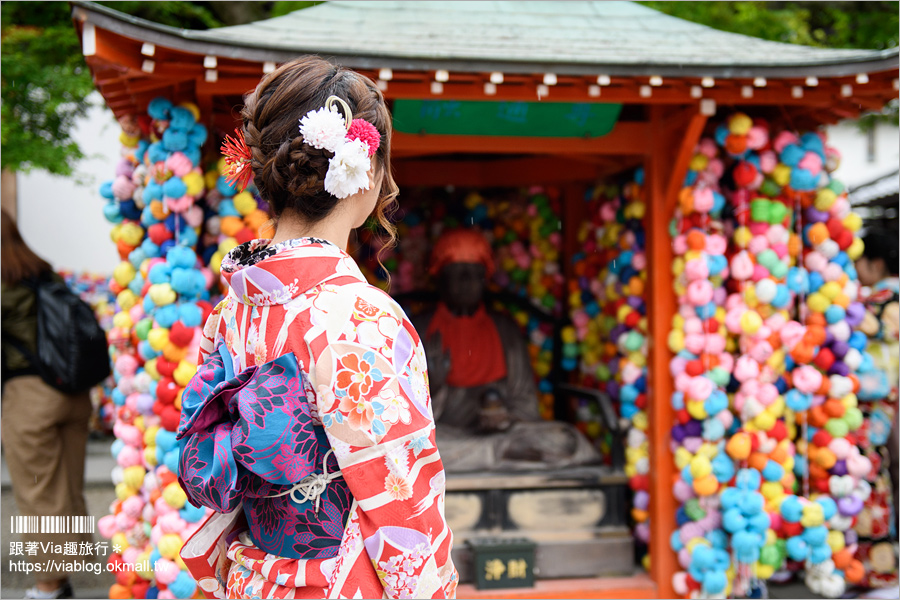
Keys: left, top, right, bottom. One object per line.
{"left": 239, "top": 56, "right": 397, "bottom": 227}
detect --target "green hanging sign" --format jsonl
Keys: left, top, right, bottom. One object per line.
{"left": 392, "top": 100, "right": 622, "bottom": 138}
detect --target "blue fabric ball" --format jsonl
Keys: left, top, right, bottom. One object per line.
{"left": 781, "top": 144, "right": 805, "bottom": 166}
{"left": 154, "top": 305, "right": 179, "bottom": 329}
{"left": 163, "top": 177, "right": 187, "bottom": 199}
{"left": 102, "top": 202, "right": 123, "bottom": 224}
{"left": 723, "top": 508, "right": 747, "bottom": 533}
{"left": 148, "top": 263, "right": 172, "bottom": 284}
{"left": 786, "top": 536, "right": 809, "bottom": 561}
{"left": 147, "top": 97, "right": 173, "bottom": 120}
{"left": 169, "top": 106, "right": 196, "bottom": 130}
{"left": 179, "top": 303, "right": 203, "bottom": 328}
{"left": 99, "top": 180, "right": 115, "bottom": 200}
{"left": 147, "top": 142, "right": 168, "bottom": 164}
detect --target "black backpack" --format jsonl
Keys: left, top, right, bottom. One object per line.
{"left": 10, "top": 275, "right": 111, "bottom": 394}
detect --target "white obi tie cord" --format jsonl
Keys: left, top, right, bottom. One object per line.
{"left": 266, "top": 449, "right": 342, "bottom": 513}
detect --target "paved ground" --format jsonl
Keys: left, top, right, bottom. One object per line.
{"left": 2, "top": 438, "right": 116, "bottom": 599}
{"left": 1, "top": 437, "right": 895, "bottom": 599}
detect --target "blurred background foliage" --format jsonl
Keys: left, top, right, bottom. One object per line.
{"left": 1, "top": 1, "right": 896, "bottom": 175}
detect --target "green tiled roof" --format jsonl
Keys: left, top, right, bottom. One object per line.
{"left": 73, "top": 1, "right": 898, "bottom": 77}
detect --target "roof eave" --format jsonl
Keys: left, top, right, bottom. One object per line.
{"left": 71, "top": 1, "right": 899, "bottom": 79}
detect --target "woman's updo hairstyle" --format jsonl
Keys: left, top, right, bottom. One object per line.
{"left": 240, "top": 55, "right": 398, "bottom": 241}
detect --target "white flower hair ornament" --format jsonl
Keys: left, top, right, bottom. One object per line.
{"left": 298, "top": 95, "right": 381, "bottom": 199}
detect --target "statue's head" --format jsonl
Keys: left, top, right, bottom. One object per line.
{"left": 430, "top": 229, "right": 494, "bottom": 315}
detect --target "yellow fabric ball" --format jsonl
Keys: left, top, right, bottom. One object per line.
{"left": 690, "top": 154, "right": 709, "bottom": 172}
{"left": 729, "top": 113, "right": 753, "bottom": 135}
{"left": 149, "top": 283, "right": 177, "bottom": 306}
{"left": 112, "top": 532, "right": 130, "bottom": 552}
{"left": 113, "top": 312, "right": 133, "bottom": 330}
{"left": 147, "top": 328, "right": 170, "bottom": 352}
{"left": 772, "top": 164, "right": 791, "bottom": 186}
{"left": 847, "top": 237, "right": 864, "bottom": 261}
{"left": 157, "top": 534, "right": 183, "bottom": 560}
{"left": 807, "top": 293, "right": 830, "bottom": 313}
{"left": 119, "top": 223, "right": 144, "bottom": 246}
{"left": 123, "top": 466, "right": 146, "bottom": 490}
{"left": 233, "top": 192, "right": 258, "bottom": 216}
{"left": 117, "top": 290, "right": 138, "bottom": 311}
{"left": 174, "top": 361, "right": 197, "bottom": 387}
{"left": 843, "top": 212, "right": 862, "bottom": 232}
{"left": 163, "top": 483, "right": 187, "bottom": 509}
{"left": 115, "top": 483, "right": 137, "bottom": 502}
{"left": 114, "top": 262, "right": 137, "bottom": 287}
{"left": 815, "top": 189, "right": 837, "bottom": 212}
{"left": 144, "top": 358, "right": 160, "bottom": 380}
{"left": 182, "top": 172, "right": 205, "bottom": 197}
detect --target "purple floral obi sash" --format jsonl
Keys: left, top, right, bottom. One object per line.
{"left": 176, "top": 344, "right": 351, "bottom": 559}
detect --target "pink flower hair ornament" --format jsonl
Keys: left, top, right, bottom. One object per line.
{"left": 299, "top": 95, "right": 381, "bottom": 199}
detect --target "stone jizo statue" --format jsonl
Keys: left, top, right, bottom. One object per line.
{"left": 413, "top": 229, "right": 600, "bottom": 472}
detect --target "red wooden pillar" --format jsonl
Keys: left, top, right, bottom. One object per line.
{"left": 646, "top": 106, "right": 708, "bottom": 598}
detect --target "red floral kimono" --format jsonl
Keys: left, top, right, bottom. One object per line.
{"left": 197, "top": 237, "right": 457, "bottom": 599}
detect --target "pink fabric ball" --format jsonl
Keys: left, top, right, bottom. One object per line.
{"left": 707, "top": 234, "right": 728, "bottom": 256}
{"left": 97, "top": 515, "right": 118, "bottom": 539}
{"left": 730, "top": 251, "right": 755, "bottom": 281}
{"left": 116, "top": 355, "right": 139, "bottom": 377}
{"left": 734, "top": 355, "right": 761, "bottom": 382}
{"left": 165, "top": 152, "right": 194, "bottom": 177}
{"left": 805, "top": 252, "right": 829, "bottom": 274}
{"left": 698, "top": 138, "right": 718, "bottom": 158}
{"left": 115, "top": 511, "right": 136, "bottom": 531}
{"left": 798, "top": 152, "right": 823, "bottom": 176}
{"left": 670, "top": 356, "right": 688, "bottom": 377}
{"left": 184, "top": 205, "right": 204, "bottom": 228}
{"left": 693, "top": 188, "right": 714, "bottom": 213}
{"left": 773, "top": 131, "right": 800, "bottom": 153}
{"left": 748, "top": 235, "right": 770, "bottom": 256}
{"left": 747, "top": 125, "right": 769, "bottom": 150}
{"left": 112, "top": 175, "right": 136, "bottom": 201}
{"left": 751, "top": 264, "right": 770, "bottom": 282}
{"left": 759, "top": 150, "right": 778, "bottom": 174}
{"left": 687, "top": 280, "right": 714, "bottom": 306}
{"left": 673, "top": 479, "right": 695, "bottom": 503}
{"left": 116, "top": 158, "right": 135, "bottom": 178}
{"left": 155, "top": 559, "right": 180, "bottom": 585}
{"left": 793, "top": 365, "right": 823, "bottom": 395}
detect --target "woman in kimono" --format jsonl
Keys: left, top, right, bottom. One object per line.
{"left": 176, "top": 56, "right": 457, "bottom": 599}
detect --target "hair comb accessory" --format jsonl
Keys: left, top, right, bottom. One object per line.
{"left": 299, "top": 95, "right": 380, "bottom": 199}
{"left": 221, "top": 128, "right": 253, "bottom": 191}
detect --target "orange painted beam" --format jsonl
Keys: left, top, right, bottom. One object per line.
{"left": 393, "top": 156, "right": 623, "bottom": 188}
{"left": 645, "top": 105, "right": 707, "bottom": 599}
{"left": 454, "top": 574, "right": 657, "bottom": 599}
{"left": 392, "top": 122, "right": 651, "bottom": 157}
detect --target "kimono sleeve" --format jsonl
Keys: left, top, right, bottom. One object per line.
{"left": 312, "top": 287, "right": 456, "bottom": 599}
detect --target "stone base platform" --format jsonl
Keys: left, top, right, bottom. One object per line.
{"left": 445, "top": 466, "right": 635, "bottom": 582}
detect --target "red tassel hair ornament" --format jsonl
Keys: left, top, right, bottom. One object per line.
{"left": 221, "top": 128, "right": 253, "bottom": 191}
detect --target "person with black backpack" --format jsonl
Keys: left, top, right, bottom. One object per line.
{"left": 1, "top": 209, "right": 108, "bottom": 600}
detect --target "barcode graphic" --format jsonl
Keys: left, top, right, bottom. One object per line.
{"left": 11, "top": 516, "right": 95, "bottom": 534}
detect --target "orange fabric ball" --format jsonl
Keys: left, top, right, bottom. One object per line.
{"left": 108, "top": 583, "right": 132, "bottom": 599}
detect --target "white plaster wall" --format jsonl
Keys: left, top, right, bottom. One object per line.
{"left": 826, "top": 121, "right": 900, "bottom": 189}
{"left": 16, "top": 92, "right": 121, "bottom": 276}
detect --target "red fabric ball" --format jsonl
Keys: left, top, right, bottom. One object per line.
{"left": 733, "top": 161, "right": 758, "bottom": 188}
{"left": 148, "top": 223, "right": 173, "bottom": 246}
{"left": 156, "top": 358, "right": 178, "bottom": 378}
{"left": 160, "top": 405, "right": 181, "bottom": 432}
{"left": 168, "top": 321, "right": 194, "bottom": 348}
{"left": 156, "top": 377, "right": 178, "bottom": 405}
{"left": 814, "top": 348, "right": 835, "bottom": 372}
{"left": 782, "top": 521, "right": 804, "bottom": 537}
{"left": 235, "top": 227, "right": 256, "bottom": 245}
{"left": 812, "top": 429, "right": 833, "bottom": 448}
